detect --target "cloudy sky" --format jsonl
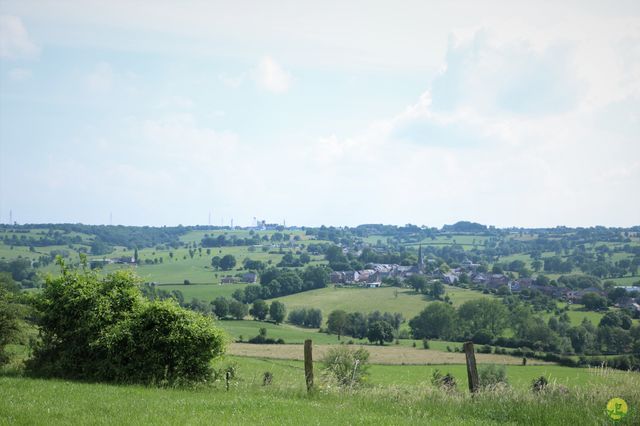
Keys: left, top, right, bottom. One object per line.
{"left": 0, "top": 1, "right": 639, "bottom": 228}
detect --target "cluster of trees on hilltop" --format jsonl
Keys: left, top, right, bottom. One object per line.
{"left": 202, "top": 231, "right": 300, "bottom": 248}
{"left": 229, "top": 265, "right": 331, "bottom": 303}
{"left": 1, "top": 224, "right": 189, "bottom": 249}
{"left": 1, "top": 231, "right": 84, "bottom": 247}
{"left": 441, "top": 221, "right": 488, "bottom": 233}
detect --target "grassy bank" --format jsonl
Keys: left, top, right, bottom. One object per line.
{"left": 1, "top": 371, "right": 638, "bottom": 425}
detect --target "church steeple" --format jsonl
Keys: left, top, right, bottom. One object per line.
{"left": 418, "top": 244, "right": 424, "bottom": 270}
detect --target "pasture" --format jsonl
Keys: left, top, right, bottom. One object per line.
{"left": 1, "top": 359, "right": 638, "bottom": 425}
{"left": 272, "top": 285, "right": 493, "bottom": 323}
{"left": 217, "top": 320, "right": 352, "bottom": 345}
{"left": 220, "top": 355, "right": 634, "bottom": 390}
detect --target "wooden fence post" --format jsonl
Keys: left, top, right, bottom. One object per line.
{"left": 463, "top": 341, "right": 479, "bottom": 393}
{"left": 225, "top": 370, "right": 230, "bottom": 391}
{"left": 304, "top": 339, "right": 314, "bottom": 392}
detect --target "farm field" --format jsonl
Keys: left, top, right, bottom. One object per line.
{"left": 160, "top": 283, "right": 251, "bottom": 301}
{"left": 90, "top": 244, "right": 324, "bottom": 285}
{"left": 0, "top": 228, "right": 329, "bottom": 285}
{"left": 272, "top": 285, "right": 492, "bottom": 324}
{"left": 608, "top": 276, "right": 640, "bottom": 286}
{"left": 217, "top": 320, "right": 354, "bottom": 345}
{"left": 227, "top": 343, "right": 551, "bottom": 366}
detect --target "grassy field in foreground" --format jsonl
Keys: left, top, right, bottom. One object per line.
{"left": 221, "top": 355, "right": 633, "bottom": 390}
{"left": 1, "top": 368, "right": 638, "bottom": 425}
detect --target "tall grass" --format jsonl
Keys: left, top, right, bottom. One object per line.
{"left": 1, "top": 364, "right": 638, "bottom": 425}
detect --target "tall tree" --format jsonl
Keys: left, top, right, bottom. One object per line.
{"left": 249, "top": 300, "right": 268, "bottom": 321}
{"left": 458, "top": 299, "right": 508, "bottom": 338}
{"left": 269, "top": 301, "right": 286, "bottom": 324}
{"left": 409, "top": 302, "right": 457, "bottom": 339}
{"left": 219, "top": 255, "right": 237, "bottom": 271}
{"left": 327, "top": 309, "right": 348, "bottom": 340}
{"left": 367, "top": 320, "right": 394, "bottom": 345}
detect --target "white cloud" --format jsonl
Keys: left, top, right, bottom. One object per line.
{"left": 154, "top": 96, "right": 195, "bottom": 110}
{"left": 140, "top": 113, "right": 238, "bottom": 159}
{"left": 254, "top": 56, "right": 292, "bottom": 93}
{"left": 8, "top": 67, "right": 32, "bottom": 81}
{"left": 0, "top": 15, "right": 39, "bottom": 59}
{"left": 85, "top": 62, "right": 114, "bottom": 93}
{"left": 218, "top": 72, "right": 245, "bottom": 88}
{"left": 296, "top": 28, "right": 640, "bottom": 227}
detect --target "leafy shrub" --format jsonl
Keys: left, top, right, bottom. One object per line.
{"left": 478, "top": 344, "right": 492, "bottom": 354}
{"left": 213, "top": 362, "right": 237, "bottom": 382}
{"left": 422, "top": 339, "right": 430, "bottom": 349}
{"left": 472, "top": 329, "right": 494, "bottom": 345}
{"left": 431, "top": 369, "right": 457, "bottom": 391}
{"left": 263, "top": 371, "right": 273, "bottom": 386}
{"left": 26, "top": 261, "right": 226, "bottom": 385}
{"left": 322, "top": 346, "right": 370, "bottom": 387}
{"left": 0, "top": 273, "right": 25, "bottom": 365}
{"left": 478, "top": 364, "right": 508, "bottom": 388}
{"left": 532, "top": 376, "right": 548, "bottom": 392}
{"left": 246, "top": 328, "right": 285, "bottom": 344}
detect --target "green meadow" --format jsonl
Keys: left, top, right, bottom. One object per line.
{"left": 272, "top": 285, "right": 493, "bottom": 324}
{"left": 1, "top": 359, "right": 638, "bottom": 425}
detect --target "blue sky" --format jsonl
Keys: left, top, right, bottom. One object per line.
{"left": 1, "top": 1, "right": 639, "bottom": 228}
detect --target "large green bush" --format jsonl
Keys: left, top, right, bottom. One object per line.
{"left": 26, "top": 260, "right": 226, "bottom": 384}
{"left": 0, "top": 273, "right": 24, "bottom": 365}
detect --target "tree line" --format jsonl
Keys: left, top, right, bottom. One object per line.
{"left": 325, "top": 310, "right": 405, "bottom": 345}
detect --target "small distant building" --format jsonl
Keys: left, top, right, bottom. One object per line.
{"left": 330, "top": 271, "right": 344, "bottom": 284}
{"left": 460, "top": 259, "right": 480, "bottom": 271}
{"left": 220, "top": 276, "right": 236, "bottom": 284}
{"left": 618, "top": 299, "right": 640, "bottom": 314}
{"left": 614, "top": 286, "right": 640, "bottom": 293}
{"left": 567, "top": 287, "right": 604, "bottom": 302}
{"left": 356, "top": 269, "right": 377, "bottom": 283}
{"left": 365, "top": 282, "right": 381, "bottom": 288}
{"left": 441, "top": 272, "right": 459, "bottom": 285}
{"left": 329, "top": 270, "right": 360, "bottom": 284}
{"left": 113, "top": 256, "right": 135, "bottom": 264}
{"left": 242, "top": 273, "right": 258, "bottom": 283}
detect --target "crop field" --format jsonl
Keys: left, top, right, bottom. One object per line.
{"left": 226, "top": 343, "right": 551, "bottom": 366}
